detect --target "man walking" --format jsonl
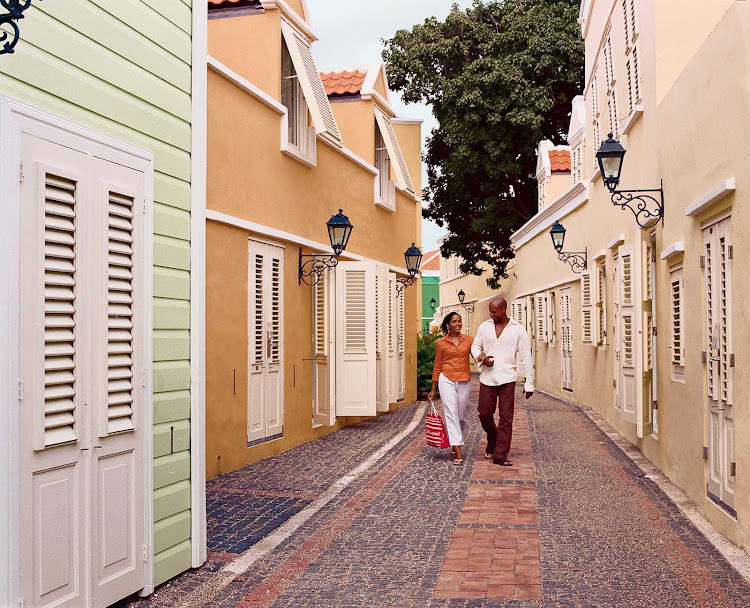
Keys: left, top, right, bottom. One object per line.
{"left": 471, "top": 297, "right": 534, "bottom": 466}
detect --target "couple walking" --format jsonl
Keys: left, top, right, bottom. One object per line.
{"left": 427, "top": 297, "right": 534, "bottom": 465}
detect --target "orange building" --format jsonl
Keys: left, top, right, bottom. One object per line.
{"left": 205, "top": 0, "right": 423, "bottom": 477}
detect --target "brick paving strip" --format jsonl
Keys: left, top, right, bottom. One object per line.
{"left": 434, "top": 407, "right": 543, "bottom": 602}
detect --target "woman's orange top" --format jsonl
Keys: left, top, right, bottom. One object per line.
{"left": 432, "top": 333, "right": 474, "bottom": 383}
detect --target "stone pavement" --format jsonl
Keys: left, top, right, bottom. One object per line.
{"left": 119, "top": 379, "right": 750, "bottom": 608}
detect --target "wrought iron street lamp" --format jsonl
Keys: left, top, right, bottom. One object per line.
{"left": 596, "top": 133, "right": 664, "bottom": 229}
{"left": 429, "top": 297, "right": 437, "bottom": 312}
{"left": 298, "top": 209, "right": 353, "bottom": 286}
{"left": 396, "top": 243, "right": 422, "bottom": 296}
{"left": 549, "top": 222, "right": 587, "bottom": 273}
{"left": 0, "top": 0, "right": 38, "bottom": 55}
{"left": 457, "top": 289, "right": 474, "bottom": 313}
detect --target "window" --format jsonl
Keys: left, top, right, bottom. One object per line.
{"left": 536, "top": 293, "right": 547, "bottom": 343}
{"left": 603, "top": 31, "right": 620, "bottom": 137}
{"left": 374, "top": 107, "right": 414, "bottom": 196}
{"left": 596, "top": 261, "right": 607, "bottom": 347}
{"left": 670, "top": 265, "right": 685, "bottom": 378}
{"left": 581, "top": 271, "right": 594, "bottom": 344}
{"left": 548, "top": 291, "right": 557, "bottom": 344}
{"left": 281, "top": 39, "right": 313, "bottom": 157}
{"left": 538, "top": 178, "right": 546, "bottom": 211}
{"left": 374, "top": 119, "right": 392, "bottom": 207}
{"left": 572, "top": 143, "right": 582, "bottom": 185}
{"left": 590, "top": 72, "right": 601, "bottom": 171}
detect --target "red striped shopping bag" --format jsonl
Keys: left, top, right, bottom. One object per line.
{"left": 426, "top": 399, "right": 450, "bottom": 449}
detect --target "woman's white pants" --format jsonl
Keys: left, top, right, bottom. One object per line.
{"left": 438, "top": 373, "right": 472, "bottom": 446}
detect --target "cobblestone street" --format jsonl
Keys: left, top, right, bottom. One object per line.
{"left": 120, "top": 380, "right": 750, "bottom": 608}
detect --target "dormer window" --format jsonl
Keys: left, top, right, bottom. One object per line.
{"left": 281, "top": 40, "right": 310, "bottom": 154}
{"left": 374, "top": 107, "right": 414, "bottom": 204}
{"left": 374, "top": 119, "right": 394, "bottom": 207}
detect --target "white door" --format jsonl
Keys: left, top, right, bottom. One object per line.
{"left": 617, "top": 245, "right": 637, "bottom": 424}
{"left": 704, "top": 218, "right": 735, "bottom": 511}
{"left": 375, "top": 265, "right": 391, "bottom": 412}
{"left": 312, "top": 267, "right": 336, "bottom": 425}
{"left": 335, "top": 262, "right": 377, "bottom": 416}
{"left": 19, "top": 134, "right": 147, "bottom": 608}
{"left": 387, "top": 272, "right": 398, "bottom": 404}
{"left": 248, "top": 240, "right": 284, "bottom": 442}
{"left": 560, "top": 288, "right": 573, "bottom": 391}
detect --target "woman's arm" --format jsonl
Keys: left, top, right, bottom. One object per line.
{"left": 428, "top": 342, "right": 443, "bottom": 401}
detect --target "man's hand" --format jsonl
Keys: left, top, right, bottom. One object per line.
{"left": 484, "top": 356, "right": 494, "bottom": 368}
{"left": 476, "top": 353, "right": 486, "bottom": 363}
{"left": 524, "top": 391, "right": 533, "bottom": 399}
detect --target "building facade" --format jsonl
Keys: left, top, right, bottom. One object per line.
{"left": 0, "top": 1, "right": 208, "bottom": 605}
{"left": 510, "top": 0, "right": 750, "bottom": 552}
{"left": 421, "top": 249, "right": 440, "bottom": 334}
{"left": 205, "top": 0, "right": 422, "bottom": 477}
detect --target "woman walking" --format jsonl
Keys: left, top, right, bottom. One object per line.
{"left": 428, "top": 312, "right": 473, "bottom": 464}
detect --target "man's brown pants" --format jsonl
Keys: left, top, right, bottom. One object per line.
{"left": 477, "top": 382, "right": 516, "bottom": 462}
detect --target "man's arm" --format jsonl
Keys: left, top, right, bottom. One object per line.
{"left": 517, "top": 328, "right": 534, "bottom": 395}
{"left": 471, "top": 323, "right": 484, "bottom": 360}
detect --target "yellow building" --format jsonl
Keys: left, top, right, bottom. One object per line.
{"left": 204, "top": 0, "right": 422, "bottom": 477}
{"left": 510, "top": 0, "right": 750, "bottom": 551}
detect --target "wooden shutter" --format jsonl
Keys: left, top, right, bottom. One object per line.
{"left": 719, "top": 224, "right": 733, "bottom": 405}
{"left": 622, "top": 0, "right": 631, "bottom": 49}
{"left": 632, "top": 46, "right": 641, "bottom": 104}
{"left": 251, "top": 249, "right": 264, "bottom": 366}
{"left": 581, "top": 271, "right": 593, "bottom": 344}
{"left": 642, "top": 241, "right": 653, "bottom": 301}
{"left": 643, "top": 312, "right": 653, "bottom": 372}
{"left": 335, "top": 262, "right": 377, "bottom": 416}
{"left": 375, "top": 265, "right": 391, "bottom": 412}
{"left": 105, "top": 191, "right": 136, "bottom": 434}
{"left": 270, "top": 256, "right": 282, "bottom": 364}
{"left": 43, "top": 173, "right": 79, "bottom": 447}
{"left": 621, "top": 252, "right": 633, "bottom": 305}
{"left": 548, "top": 291, "right": 556, "bottom": 344}
{"left": 536, "top": 294, "right": 547, "bottom": 343}
{"left": 375, "top": 106, "right": 414, "bottom": 193}
{"left": 280, "top": 20, "right": 342, "bottom": 145}
{"left": 397, "top": 286, "right": 406, "bottom": 401}
{"left": 596, "top": 263, "right": 606, "bottom": 346}
{"left": 314, "top": 268, "right": 327, "bottom": 356}
{"left": 670, "top": 269, "right": 683, "bottom": 366}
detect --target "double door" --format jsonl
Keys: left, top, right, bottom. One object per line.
{"left": 703, "top": 218, "right": 735, "bottom": 511}
{"left": 248, "top": 240, "right": 284, "bottom": 442}
{"left": 19, "top": 134, "right": 147, "bottom": 608}
{"left": 560, "top": 288, "right": 573, "bottom": 391}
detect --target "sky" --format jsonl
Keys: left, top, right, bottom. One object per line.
{"left": 306, "top": 0, "right": 475, "bottom": 253}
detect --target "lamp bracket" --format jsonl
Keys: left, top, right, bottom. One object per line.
{"left": 298, "top": 247, "right": 339, "bottom": 286}
{"left": 396, "top": 276, "right": 415, "bottom": 297}
{"left": 610, "top": 180, "right": 665, "bottom": 230}
{"left": 557, "top": 248, "right": 588, "bottom": 274}
{"left": 461, "top": 302, "right": 475, "bottom": 313}
{"left": 0, "top": 0, "right": 36, "bottom": 55}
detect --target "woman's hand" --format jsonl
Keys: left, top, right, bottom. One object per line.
{"left": 427, "top": 390, "right": 435, "bottom": 402}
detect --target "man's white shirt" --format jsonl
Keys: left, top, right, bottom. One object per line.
{"left": 471, "top": 318, "right": 535, "bottom": 393}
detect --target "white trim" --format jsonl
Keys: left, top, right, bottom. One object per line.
{"left": 391, "top": 118, "right": 424, "bottom": 125}
{"left": 660, "top": 241, "right": 685, "bottom": 261}
{"left": 316, "top": 134, "right": 377, "bottom": 175}
{"left": 622, "top": 106, "right": 643, "bottom": 135}
{"left": 206, "top": 209, "right": 410, "bottom": 275}
{"left": 515, "top": 276, "right": 579, "bottom": 300}
{"left": 684, "top": 178, "right": 735, "bottom": 217}
{"left": 0, "top": 95, "right": 156, "bottom": 605}
{"left": 593, "top": 249, "right": 607, "bottom": 261}
{"left": 608, "top": 233, "right": 625, "bottom": 249}
{"left": 259, "top": 0, "right": 317, "bottom": 41}
{"left": 208, "top": 57, "right": 286, "bottom": 115}
{"left": 511, "top": 181, "right": 589, "bottom": 249}
{"left": 394, "top": 182, "right": 422, "bottom": 204}
{"left": 591, "top": 166, "right": 601, "bottom": 182}
{"left": 579, "top": 0, "right": 594, "bottom": 38}
{"left": 190, "top": 2, "right": 208, "bottom": 571}
{"left": 438, "top": 273, "right": 468, "bottom": 286}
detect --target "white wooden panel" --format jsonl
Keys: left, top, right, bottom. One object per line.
{"left": 375, "top": 265, "right": 390, "bottom": 412}
{"left": 397, "top": 288, "right": 405, "bottom": 402}
{"left": 387, "top": 272, "right": 398, "bottom": 404}
{"left": 312, "top": 269, "right": 334, "bottom": 425}
{"left": 247, "top": 241, "right": 266, "bottom": 443}
{"left": 265, "top": 248, "right": 284, "bottom": 437}
{"left": 335, "top": 262, "right": 376, "bottom": 417}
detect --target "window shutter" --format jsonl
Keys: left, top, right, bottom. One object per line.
{"left": 643, "top": 311, "right": 653, "bottom": 372}
{"left": 344, "top": 270, "right": 367, "bottom": 353}
{"left": 374, "top": 107, "right": 414, "bottom": 194}
{"left": 671, "top": 272, "right": 683, "bottom": 366}
{"left": 622, "top": 0, "right": 631, "bottom": 49}
{"left": 705, "top": 240, "right": 718, "bottom": 400}
{"left": 596, "top": 263, "right": 606, "bottom": 346}
{"left": 536, "top": 294, "right": 547, "bottom": 343}
{"left": 623, "top": 314, "right": 634, "bottom": 366}
{"left": 280, "top": 20, "right": 342, "bottom": 145}
{"left": 548, "top": 292, "right": 556, "bottom": 344}
{"left": 642, "top": 241, "right": 653, "bottom": 302}
{"left": 314, "top": 269, "right": 327, "bottom": 356}
{"left": 632, "top": 46, "right": 641, "bottom": 103}
{"left": 626, "top": 58, "right": 634, "bottom": 114}
{"left": 606, "top": 35, "right": 615, "bottom": 86}
{"left": 106, "top": 191, "right": 136, "bottom": 434}
{"left": 43, "top": 174, "right": 79, "bottom": 446}
{"left": 719, "top": 230, "right": 733, "bottom": 405}
{"left": 270, "top": 255, "right": 282, "bottom": 363}
{"left": 251, "top": 250, "right": 264, "bottom": 365}
{"left": 581, "top": 271, "right": 593, "bottom": 344}
{"left": 621, "top": 253, "right": 633, "bottom": 305}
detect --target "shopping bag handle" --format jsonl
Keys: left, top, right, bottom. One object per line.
{"left": 428, "top": 397, "right": 438, "bottom": 416}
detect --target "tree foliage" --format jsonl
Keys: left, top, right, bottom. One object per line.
{"left": 383, "top": 0, "right": 584, "bottom": 287}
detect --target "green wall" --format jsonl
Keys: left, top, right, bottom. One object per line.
{"left": 0, "top": 0, "right": 194, "bottom": 586}
{"left": 422, "top": 276, "right": 439, "bottom": 335}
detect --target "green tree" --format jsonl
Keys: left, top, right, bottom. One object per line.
{"left": 383, "top": 0, "right": 584, "bottom": 288}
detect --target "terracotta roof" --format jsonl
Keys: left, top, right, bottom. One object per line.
{"left": 421, "top": 250, "right": 440, "bottom": 271}
{"left": 320, "top": 69, "right": 368, "bottom": 96}
{"left": 549, "top": 149, "right": 571, "bottom": 172}
{"left": 208, "top": 0, "right": 258, "bottom": 6}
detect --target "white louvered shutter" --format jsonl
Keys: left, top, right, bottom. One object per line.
{"left": 548, "top": 292, "right": 556, "bottom": 344}
{"left": 670, "top": 270, "right": 683, "bottom": 366}
{"left": 596, "top": 263, "right": 606, "bottom": 346}
{"left": 43, "top": 174, "right": 79, "bottom": 447}
{"left": 105, "top": 191, "right": 136, "bottom": 434}
{"left": 374, "top": 107, "right": 414, "bottom": 194}
{"left": 581, "top": 271, "right": 593, "bottom": 344}
{"left": 397, "top": 286, "right": 405, "bottom": 401}
{"left": 314, "top": 268, "right": 327, "bottom": 356}
{"left": 719, "top": 225, "right": 733, "bottom": 405}
{"left": 280, "top": 20, "right": 342, "bottom": 145}
{"left": 536, "top": 294, "right": 547, "bottom": 343}
{"left": 335, "top": 262, "right": 377, "bottom": 416}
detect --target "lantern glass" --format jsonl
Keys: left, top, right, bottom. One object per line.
{"left": 327, "top": 209, "right": 353, "bottom": 256}
{"left": 429, "top": 297, "right": 436, "bottom": 311}
{"left": 550, "top": 222, "right": 566, "bottom": 253}
{"left": 404, "top": 243, "right": 422, "bottom": 277}
{"left": 596, "top": 133, "right": 626, "bottom": 191}
{"left": 458, "top": 289, "right": 466, "bottom": 304}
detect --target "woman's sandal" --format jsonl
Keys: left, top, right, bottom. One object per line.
{"left": 453, "top": 458, "right": 464, "bottom": 465}
{"left": 484, "top": 452, "right": 493, "bottom": 459}
{"left": 494, "top": 459, "right": 513, "bottom": 467}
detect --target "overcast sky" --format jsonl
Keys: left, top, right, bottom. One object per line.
{"left": 307, "top": 0, "right": 475, "bottom": 252}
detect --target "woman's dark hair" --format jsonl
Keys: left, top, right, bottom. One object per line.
{"left": 441, "top": 312, "right": 461, "bottom": 335}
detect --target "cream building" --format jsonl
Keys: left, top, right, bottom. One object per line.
{"left": 510, "top": 0, "right": 750, "bottom": 552}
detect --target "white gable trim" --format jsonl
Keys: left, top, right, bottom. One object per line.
{"left": 260, "top": 0, "right": 317, "bottom": 41}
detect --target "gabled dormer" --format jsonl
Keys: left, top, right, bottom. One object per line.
{"left": 567, "top": 95, "right": 586, "bottom": 185}
{"left": 536, "top": 141, "right": 571, "bottom": 213}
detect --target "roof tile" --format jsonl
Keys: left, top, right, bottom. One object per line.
{"left": 421, "top": 250, "right": 440, "bottom": 271}
{"left": 548, "top": 149, "right": 571, "bottom": 172}
{"left": 320, "top": 69, "right": 368, "bottom": 96}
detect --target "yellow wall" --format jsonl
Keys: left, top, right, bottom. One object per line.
{"left": 206, "top": 16, "right": 421, "bottom": 477}
{"left": 331, "top": 98, "right": 376, "bottom": 165}
{"left": 514, "top": 0, "right": 750, "bottom": 551}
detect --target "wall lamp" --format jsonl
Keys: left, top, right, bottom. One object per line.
{"left": 298, "top": 209, "right": 353, "bottom": 286}
{"left": 0, "top": 0, "right": 38, "bottom": 55}
{"left": 549, "top": 222, "right": 587, "bottom": 273}
{"left": 396, "top": 243, "right": 422, "bottom": 296}
{"left": 457, "top": 289, "right": 474, "bottom": 313}
{"left": 597, "top": 133, "right": 664, "bottom": 229}
{"left": 429, "top": 297, "right": 437, "bottom": 312}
